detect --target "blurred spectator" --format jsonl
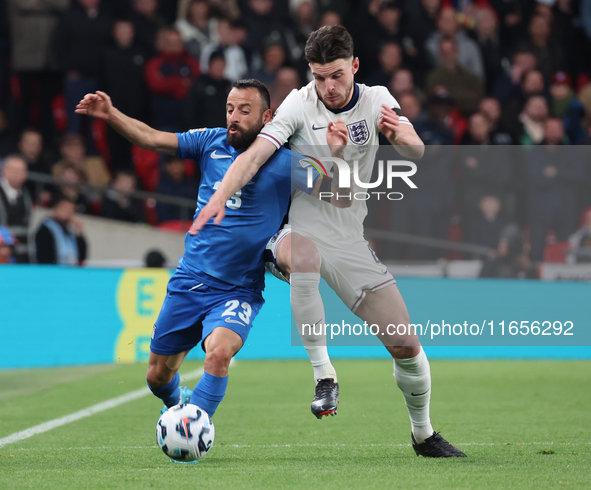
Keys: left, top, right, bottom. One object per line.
{"left": 18, "top": 129, "right": 51, "bottom": 176}
{"left": 131, "top": 0, "right": 166, "bottom": 57}
{"left": 184, "top": 50, "right": 232, "bottom": 129}
{"left": 426, "top": 37, "right": 484, "bottom": 116}
{"left": 459, "top": 113, "right": 513, "bottom": 233}
{"left": 405, "top": 0, "right": 441, "bottom": 56}
{"left": 52, "top": 134, "right": 111, "bottom": 188}
{"left": 569, "top": 208, "right": 591, "bottom": 263}
{"left": 207, "top": 0, "right": 240, "bottom": 20}
{"left": 473, "top": 7, "right": 503, "bottom": 94}
{"left": 425, "top": 6, "right": 485, "bottom": 82}
{"left": 517, "top": 95, "right": 549, "bottom": 145}
{"left": 52, "top": 163, "right": 91, "bottom": 214}
{"left": 290, "top": 1, "right": 316, "bottom": 56}
{"left": 18, "top": 129, "right": 53, "bottom": 202}
{"left": 480, "top": 223, "right": 537, "bottom": 279}
{"left": 33, "top": 193, "right": 87, "bottom": 265}
{"left": 200, "top": 17, "right": 248, "bottom": 82}
{"left": 175, "top": 0, "right": 217, "bottom": 61}
{"left": 269, "top": 67, "right": 300, "bottom": 113}
{"left": 0, "top": 154, "right": 31, "bottom": 262}
{"left": 549, "top": 71, "right": 585, "bottom": 144}
{"left": 523, "top": 13, "right": 566, "bottom": 80}
{"left": 526, "top": 118, "right": 584, "bottom": 261}
{"left": 478, "top": 97, "right": 514, "bottom": 145}
{"left": 501, "top": 68, "right": 546, "bottom": 138}
{"left": 0, "top": 226, "right": 16, "bottom": 264}
{"left": 492, "top": 48, "right": 538, "bottom": 104}
{"left": 249, "top": 36, "right": 287, "bottom": 87}
{"left": 53, "top": 0, "right": 113, "bottom": 135}
{"left": 366, "top": 42, "right": 403, "bottom": 88}
{"left": 242, "top": 0, "right": 288, "bottom": 56}
{"left": 145, "top": 248, "right": 166, "bottom": 267}
{"left": 156, "top": 156, "right": 198, "bottom": 222}
{"left": 389, "top": 69, "right": 425, "bottom": 103}
{"left": 144, "top": 28, "right": 200, "bottom": 132}
{"left": 553, "top": 0, "right": 588, "bottom": 75}
{"left": 397, "top": 92, "right": 424, "bottom": 124}
{"left": 8, "top": 0, "right": 69, "bottom": 145}
{"left": 413, "top": 92, "right": 455, "bottom": 145}
{"left": 101, "top": 170, "right": 145, "bottom": 222}
{"left": 466, "top": 195, "right": 507, "bottom": 250}
{"left": 318, "top": 10, "right": 341, "bottom": 28}
{"left": 102, "top": 19, "right": 149, "bottom": 171}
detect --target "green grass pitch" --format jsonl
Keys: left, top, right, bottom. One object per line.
{"left": 0, "top": 360, "right": 589, "bottom": 489}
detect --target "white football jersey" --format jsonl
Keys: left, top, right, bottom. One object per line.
{"left": 258, "top": 81, "right": 411, "bottom": 242}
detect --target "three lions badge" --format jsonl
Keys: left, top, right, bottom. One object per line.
{"left": 346, "top": 120, "right": 369, "bottom": 145}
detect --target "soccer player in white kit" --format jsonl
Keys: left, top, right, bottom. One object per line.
{"left": 191, "top": 26, "right": 466, "bottom": 457}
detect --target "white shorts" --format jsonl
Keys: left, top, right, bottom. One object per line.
{"left": 264, "top": 225, "right": 396, "bottom": 312}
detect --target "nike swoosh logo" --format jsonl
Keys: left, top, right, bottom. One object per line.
{"left": 225, "top": 318, "right": 245, "bottom": 326}
{"left": 211, "top": 150, "right": 232, "bottom": 159}
{"left": 411, "top": 390, "right": 429, "bottom": 396}
{"left": 312, "top": 124, "right": 327, "bottom": 131}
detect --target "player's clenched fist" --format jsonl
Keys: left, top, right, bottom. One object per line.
{"left": 377, "top": 104, "right": 400, "bottom": 141}
{"left": 75, "top": 91, "right": 113, "bottom": 121}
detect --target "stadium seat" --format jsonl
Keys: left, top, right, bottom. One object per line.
{"left": 543, "top": 241, "right": 571, "bottom": 263}
{"left": 132, "top": 146, "right": 160, "bottom": 191}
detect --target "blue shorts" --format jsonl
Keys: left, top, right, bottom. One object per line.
{"left": 150, "top": 268, "right": 264, "bottom": 356}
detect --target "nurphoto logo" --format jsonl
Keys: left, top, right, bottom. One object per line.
{"left": 303, "top": 157, "right": 418, "bottom": 201}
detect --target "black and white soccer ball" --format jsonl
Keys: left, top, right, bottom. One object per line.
{"left": 156, "top": 403, "right": 215, "bottom": 462}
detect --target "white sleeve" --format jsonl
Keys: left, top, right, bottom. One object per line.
{"left": 258, "top": 89, "right": 303, "bottom": 149}
{"left": 372, "top": 86, "right": 412, "bottom": 127}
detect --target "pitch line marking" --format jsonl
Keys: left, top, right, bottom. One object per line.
{"left": 6, "top": 441, "right": 591, "bottom": 452}
{"left": 0, "top": 367, "right": 205, "bottom": 448}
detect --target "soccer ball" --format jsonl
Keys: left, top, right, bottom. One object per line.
{"left": 156, "top": 403, "right": 215, "bottom": 462}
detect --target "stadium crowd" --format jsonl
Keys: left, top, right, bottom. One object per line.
{"left": 0, "top": 0, "right": 591, "bottom": 272}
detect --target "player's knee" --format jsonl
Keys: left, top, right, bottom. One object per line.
{"left": 146, "top": 367, "right": 172, "bottom": 388}
{"left": 204, "top": 345, "right": 233, "bottom": 372}
{"left": 291, "top": 242, "right": 320, "bottom": 273}
{"left": 390, "top": 345, "right": 421, "bottom": 359}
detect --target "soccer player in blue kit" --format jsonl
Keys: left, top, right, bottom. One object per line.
{"left": 76, "top": 80, "right": 349, "bottom": 421}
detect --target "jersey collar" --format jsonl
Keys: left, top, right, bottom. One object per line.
{"left": 326, "top": 83, "right": 360, "bottom": 114}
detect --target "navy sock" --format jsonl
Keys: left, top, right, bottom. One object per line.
{"left": 148, "top": 372, "right": 180, "bottom": 408}
{"left": 190, "top": 372, "right": 228, "bottom": 417}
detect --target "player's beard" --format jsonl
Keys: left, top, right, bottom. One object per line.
{"left": 319, "top": 80, "right": 354, "bottom": 109}
{"left": 227, "top": 118, "right": 264, "bottom": 149}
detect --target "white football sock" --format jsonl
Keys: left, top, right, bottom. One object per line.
{"left": 394, "top": 348, "right": 433, "bottom": 443}
{"left": 291, "top": 272, "right": 337, "bottom": 383}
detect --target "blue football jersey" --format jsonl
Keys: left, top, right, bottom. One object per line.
{"left": 175, "top": 127, "right": 316, "bottom": 291}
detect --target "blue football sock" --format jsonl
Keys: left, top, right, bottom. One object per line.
{"left": 190, "top": 372, "right": 228, "bottom": 417}
{"left": 148, "top": 372, "right": 180, "bottom": 408}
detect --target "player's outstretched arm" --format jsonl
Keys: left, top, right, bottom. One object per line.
{"left": 188, "top": 137, "right": 277, "bottom": 235}
{"left": 75, "top": 91, "right": 178, "bottom": 155}
{"left": 378, "top": 105, "right": 425, "bottom": 159}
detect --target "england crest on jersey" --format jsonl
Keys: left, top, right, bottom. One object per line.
{"left": 346, "top": 120, "right": 369, "bottom": 145}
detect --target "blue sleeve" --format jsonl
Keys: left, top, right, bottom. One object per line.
{"left": 175, "top": 128, "right": 212, "bottom": 161}
{"left": 288, "top": 151, "right": 322, "bottom": 194}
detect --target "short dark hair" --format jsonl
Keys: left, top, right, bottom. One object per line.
{"left": 304, "top": 25, "right": 354, "bottom": 64}
{"left": 231, "top": 79, "right": 271, "bottom": 111}
{"left": 50, "top": 190, "right": 76, "bottom": 208}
